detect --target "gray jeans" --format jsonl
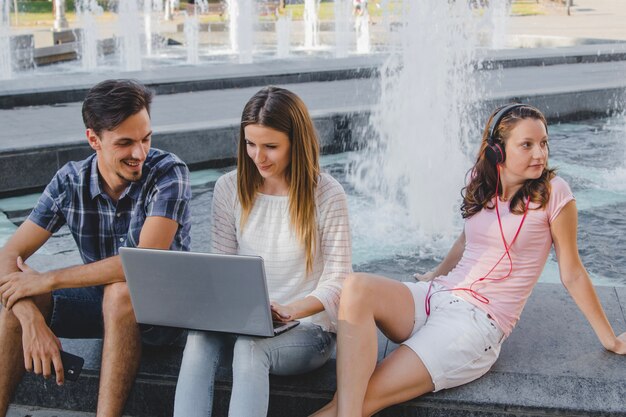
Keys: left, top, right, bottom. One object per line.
{"left": 173, "top": 322, "right": 335, "bottom": 417}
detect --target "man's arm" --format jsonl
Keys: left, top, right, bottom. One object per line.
{"left": 0, "top": 216, "right": 180, "bottom": 385}
{"left": 0, "top": 220, "right": 53, "bottom": 318}
{"left": 1, "top": 216, "right": 180, "bottom": 310}
{"left": 0, "top": 220, "right": 67, "bottom": 384}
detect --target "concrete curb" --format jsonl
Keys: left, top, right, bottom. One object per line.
{"left": 2, "top": 43, "right": 625, "bottom": 109}
{"left": 10, "top": 284, "right": 626, "bottom": 417}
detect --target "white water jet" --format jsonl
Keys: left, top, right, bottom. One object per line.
{"left": 236, "top": 0, "right": 253, "bottom": 63}
{"left": 488, "top": 0, "right": 510, "bottom": 49}
{"left": 184, "top": 12, "right": 199, "bottom": 64}
{"left": 227, "top": 0, "right": 239, "bottom": 53}
{"left": 379, "top": 0, "right": 391, "bottom": 34}
{"left": 349, "top": 2, "right": 505, "bottom": 250}
{"left": 276, "top": 14, "right": 292, "bottom": 59}
{"left": 355, "top": 8, "right": 370, "bottom": 54}
{"left": 77, "top": 0, "right": 102, "bottom": 70}
{"left": 143, "top": 0, "right": 153, "bottom": 56}
{"left": 118, "top": 0, "right": 142, "bottom": 71}
{"left": 303, "top": 0, "right": 318, "bottom": 49}
{"left": 0, "top": 0, "right": 11, "bottom": 80}
{"left": 227, "top": 0, "right": 253, "bottom": 61}
{"left": 334, "top": 0, "right": 350, "bottom": 58}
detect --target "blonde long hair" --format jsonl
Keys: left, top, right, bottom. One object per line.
{"left": 237, "top": 86, "right": 320, "bottom": 272}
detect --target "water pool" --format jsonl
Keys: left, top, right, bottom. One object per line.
{"left": 1, "top": 116, "right": 625, "bottom": 287}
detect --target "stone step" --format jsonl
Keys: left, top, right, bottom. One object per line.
{"left": 10, "top": 283, "right": 626, "bottom": 417}
{"left": 2, "top": 44, "right": 626, "bottom": 109}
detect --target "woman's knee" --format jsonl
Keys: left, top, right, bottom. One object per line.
{"left": 341, "top": 273, "right": 377, "bottom": 309}
{"left": 232, "top": 336, "right": 270, "bottom": 372}
{"left": 183, "top": 332, "right": 224, "bottom": 361}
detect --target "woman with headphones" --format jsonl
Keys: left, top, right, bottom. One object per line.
{"left": 311, "top": 104, "right": 626, "bottom": 417}
{"left": 173, "top": 86, "right": 352, "bottom": 417}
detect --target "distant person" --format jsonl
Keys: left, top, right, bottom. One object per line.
{"left": 173, "top": 86, "right": 352, "bottom": 417}
{"left": 0, "top": 79, "right": 191, "bottom": 417}
{"left": 353, "top": 0, "right": 368, "bottom": 16}
{"left": 311, "top": 104, "right": 626, "bottom": 416}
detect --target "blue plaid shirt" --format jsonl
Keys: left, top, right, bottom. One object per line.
{"left": 29, "top": 148, "right": 191, "bottom": 264}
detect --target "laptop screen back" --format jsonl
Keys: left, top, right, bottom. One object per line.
{"left": 119, "top": 247, "right": 275, "bottom": 337}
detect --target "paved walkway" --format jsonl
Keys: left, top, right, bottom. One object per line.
{"left": 508, "top": 0, "right": 626, "bottom": 41}
{"left": 1, "top": 57, "right": 624, "bottom": 153}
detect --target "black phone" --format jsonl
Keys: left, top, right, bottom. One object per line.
{"left": 56, "top": 350, "right": 84, "bottom": 382}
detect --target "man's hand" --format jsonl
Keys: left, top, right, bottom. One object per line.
{"left": 0, "top": 257, "right": 53, "bottom": 310}
{"left": 21, "top": 314, "right": 65, "bottom": 385}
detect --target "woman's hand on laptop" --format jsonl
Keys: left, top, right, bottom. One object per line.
{"left": 270, "top": 302, "right": 295, "bottom": 323}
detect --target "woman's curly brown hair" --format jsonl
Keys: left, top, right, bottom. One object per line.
{"left": 461, "top": 104, "right": 556, "bottom": 219}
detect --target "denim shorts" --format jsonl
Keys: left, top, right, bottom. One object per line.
{"left": 49, "top": 286, "right": 182, "bottom": 346}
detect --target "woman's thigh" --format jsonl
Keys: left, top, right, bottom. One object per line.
{"left": 234, "top": 322, "right": 335, "bottom": 376}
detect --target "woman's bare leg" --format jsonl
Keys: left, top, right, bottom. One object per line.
{"left": 337, "top": 273, "right": 421, "bottom": 417}
{"left": 311, "top": 346, "right": 434, "bottom": 417}
{"left": 361, "top": 345, "right": 434, "bottom": 416}
{"left": 310, "top": 273, "right": 434, "bottom": 417}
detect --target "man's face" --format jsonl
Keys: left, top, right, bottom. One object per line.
{"left": 88, "top": 108, "right": 152, "bottom": 190}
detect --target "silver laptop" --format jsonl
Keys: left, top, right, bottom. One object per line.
{"left": 119, "top": 247, "right": 299, "bottom": 337}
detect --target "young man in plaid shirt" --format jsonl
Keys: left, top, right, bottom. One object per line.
{"left": 0, "top": 79, "right": 191, "bottom": 417}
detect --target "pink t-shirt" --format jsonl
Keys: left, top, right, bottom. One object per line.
{"left": 437, "top": 176, "right": 575, "bottom": 336}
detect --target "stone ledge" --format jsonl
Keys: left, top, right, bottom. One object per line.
{"left": 11, "top": 283, "right": 626, "bottom": 417}
{"left": 2, "top": 44, "right": 626, "bottom": 109}
{"left": 0, "top": 111, "right": 365, "bottom": 197}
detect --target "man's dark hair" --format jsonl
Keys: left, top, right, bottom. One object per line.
{"left": 82, "top": 79, "right": 153, "bottom": 136}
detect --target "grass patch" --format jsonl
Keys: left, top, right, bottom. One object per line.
{"left": 511, "top": 0, "right": 545, "bottom": 16}
{"left": 10, "top": 11, "right": 117, "bottom": 27}
{"left": 283, "top": 0, "right": 402, "bottom": 21}
{"left": 8, "top": 0, "right": 541, "bottom": 29}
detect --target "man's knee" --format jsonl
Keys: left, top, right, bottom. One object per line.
{"left": 0, "top": 293, "right": 52, "bottom": 332}
{"left": 0, "top": 305, "right": 22, "bottom": 334}
{"left": 102, "top": 282, "right": 135, "bottom": 323}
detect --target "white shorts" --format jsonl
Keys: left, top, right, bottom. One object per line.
{"left": 401, "top": 281, "right": 505, "bottom": 392}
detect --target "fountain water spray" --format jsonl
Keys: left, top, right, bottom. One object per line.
{"left": 334, "top": 0, "right": 350, "bottom": 58}
{"left": 77, "top": 0, "right": 103, "bottom": 70}
{"left": 354, "top": 3, "right": 370, "bottom": 54}
{"left": 227, "top": 0, "right": 239, "bottom": 53}
{"left": 236, "top": 0, "right": 253, "bottom": 63}
{"left": 143, "top": 0, "right": 153, "bottom": 56}
{"left": 184, "top": 13, "right": 199, "bottom": 65}
{"left": 349, "top": 2, "right": 504, "bottom": 251}
{"left": 227, "top": 0, "right": 253, "bottom": 62}
{"left": 276, "top": 13, "right": 292, "bottom": 59}
{"left": 0, "top": 0, "right": 11, "bottom": 80}
{"left": 488, "top": 1, "right": 511, "bottom": 49}
{"left": 117, "top": 0, "right": 142, "bottom": 71}
{"left": 303, "top": 0, "right": 318, "bottom": 49}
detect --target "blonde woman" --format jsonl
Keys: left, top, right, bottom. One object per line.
{"left": 174, "top": 86, "right": 352, "bottom": 417}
